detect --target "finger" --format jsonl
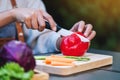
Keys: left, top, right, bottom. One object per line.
{"left": 84, "top": 24, "right": 93, "bottom": 37}
{"left": 41, "top": 10, "right": 56, "bottom": 31}
{"left": 87, "top": 30, "right": 96, "bottom": 40}
{"left": 37, "top": 10, "right": 45, "bottom": 31}
{"left": 78, "top": 21, "right": 85, "bottom": 32}
{"left": 31, "top": 12, "right": 39, "bottom": 30}
{"left": 70, "top": 22, "right": 79, "bottom": 32}
{"left": 24, "top": 17, "right": 32, "bottom": 29}
{"left": 70, "top": 21, "right": 85, "bottom": 32}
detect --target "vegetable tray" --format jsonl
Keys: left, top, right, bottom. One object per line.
{"left": 35, "top": 53, "right": 113, "bottom": 76}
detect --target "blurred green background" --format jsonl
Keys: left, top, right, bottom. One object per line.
{"left": 43, "top": 0, "right": 120, "bottom": 52}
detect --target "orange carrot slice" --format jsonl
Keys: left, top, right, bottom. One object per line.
{"left": 45, "top": 57, "right": 74, "bottom": 63}
{"left": 51, "top": 61, "right": 75, "bottom": 66}
{"left": 43, "top": 55, "right": 76, "bottom": 66}
{"left": 44, "top": 59, "right": 51, "bottom": 64}
{"left": 50, "top": 55, "right": 64, "bottom": 58}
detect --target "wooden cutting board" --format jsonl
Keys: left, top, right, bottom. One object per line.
{"left": 32, "top": 70, "right": 49, "bottom": 80}
{"left": 35, "top": 53, "right": 113, "bottom": 76}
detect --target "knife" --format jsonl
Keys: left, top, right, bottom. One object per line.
{"left": 45, "top": 21, "right": 89, "bottom": 42}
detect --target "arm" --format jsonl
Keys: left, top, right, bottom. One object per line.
{"left": 23, "top": 0, "right": 61, "bottom": 54}
{"left": 0, "top": 10, "right": 16, "bottom": 28}
{"left": 0, "top": 8, "right": 56, "bottom": 31}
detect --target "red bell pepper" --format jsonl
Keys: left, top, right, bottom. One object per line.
{"left": 60, "top": 32, "right": 90, "bottom": 56}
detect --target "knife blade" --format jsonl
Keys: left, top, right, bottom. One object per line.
{"left": 45, "top": 21, "right": 73, "bottom": 36}
{"left": 45, "top": 21, "right": 89, "bottom": 42}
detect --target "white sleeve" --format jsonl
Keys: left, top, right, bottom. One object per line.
{"left": 26, "top": 0, "right": 46, "bottom": 11}
{"left": 21, "top": 0, "right": 61, "bottom": 54}
{"left": 24, "top": 27, "right": 61, "bottom": 54}
{"left": 16, "top": 0, "right": 46, "bottom": 10}
{"left": 28, "top": 29, "right": 61, "bottom": 54}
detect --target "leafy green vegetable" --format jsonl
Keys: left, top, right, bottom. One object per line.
{"left": 0, "top": 62, "right": 34, "bottom": 80}
{"left": 34, "top": 56, "right": 46, "bottom": 60}
{"left": 64, "top": 56, "right": 90, "bottom": 61}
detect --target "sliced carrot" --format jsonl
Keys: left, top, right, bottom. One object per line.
{"left": 45, "top": 57, "right": 75, "bottom": 63}
{"left": 44, "top": 59, "right": 51, "bottom": 64}
{"left": 51, "top": 61, "right": 75, "bottom": 66}
{"left": 43, "top": 55, "right": 76, "bottom": 66}
{"left": 50, "top": 55, "right": 64, "bottom": 58}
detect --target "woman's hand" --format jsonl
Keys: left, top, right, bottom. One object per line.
{"left": 70, "top": 21, "right": 96, "bottom": 40}
{"left": 12, "top": 8, "right": 56, "bottom": 31}
{"left": 57, "top": 21, "right": 96, "bottom": 50}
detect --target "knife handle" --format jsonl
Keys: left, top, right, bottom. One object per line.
{"left": 45, "top": 21, "right": 61, "bottom": 32}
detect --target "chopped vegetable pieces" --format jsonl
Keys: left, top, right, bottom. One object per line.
{"left": 45, "top": 56, "right": 75, "bottom": 63}
{"left": 36, "top": 55, "right": 90, "bottom": 66}
{"left": 51, "top": 61, "right": 75, "bottom": 66}
{"left": 44, "top": 55, "right": 75, "bottom": 66}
